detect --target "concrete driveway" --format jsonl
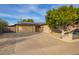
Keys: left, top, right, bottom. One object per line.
{"left": 0, "top": 32, "right": 39, "bottom": 39}
{"left": 1, "top": 32, "right": 79, "bottom": 55}
{"left": 15, "top": 33, "right": 79, "bottom": 55}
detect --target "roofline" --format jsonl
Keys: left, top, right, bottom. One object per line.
{"left": 8, "top": 23, "right": 46, "bottom": 27}
{"left": 15, "top": 23, "right": 46, "bottom": 26}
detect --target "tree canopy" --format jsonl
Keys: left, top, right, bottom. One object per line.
{"left": 18, "top": 19, "right": 34, "bottom": 23}
{"left": 0, "top": 18, "right": 8, "bottom": 33}
{"left": 46, "top": 5, "right": 79, "bottom": 31}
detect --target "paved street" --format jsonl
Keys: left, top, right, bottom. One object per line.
{"left": 0, "top": 32, "right": 79, "bottom": 55}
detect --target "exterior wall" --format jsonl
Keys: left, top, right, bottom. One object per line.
{"left": 42, "top": 25, "right": 51, "bottom": 33}
{"left": 8, "top": 25, "right": 52, "bottom": 33}
{"left": 16, "top": 25, "right": 35, "bottom": 32}
{"left": 40, "top": 26, "right": 44, "bottom": 32}
{"left": 7, "top": 26, "right": 16, "bottom": 32}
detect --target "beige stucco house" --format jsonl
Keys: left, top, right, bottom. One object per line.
{"left": 8, "top": 22, "right": 51, "bottom": 33}
{"left": 7, "top": 22, "right": 79, "bottom": 41}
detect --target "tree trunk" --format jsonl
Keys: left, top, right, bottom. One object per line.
{"left": 61, "top": 29, "right": 65, "bottom": 39}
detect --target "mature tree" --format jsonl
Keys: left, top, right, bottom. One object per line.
{"left": 0, "top": 18, "right": 8, "bottom": 33}
{"left": 46, "top": 5, "right": 79, "bottom": 37}
{"left": 18, "top": 19, "right": 34, "bottom": 23}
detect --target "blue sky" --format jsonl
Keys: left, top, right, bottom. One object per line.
{"left": 0, "top": 4, "right": 79, "bottom": 25}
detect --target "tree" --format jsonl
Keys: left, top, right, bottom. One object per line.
{"left": 45, "top": 5, "right": 79, "bottom": 38}
{"left": 0, "top": 18, "right": 8, "bottom": 33}
{"left": 18, "top": 19, "right": 34, "bottom": 23}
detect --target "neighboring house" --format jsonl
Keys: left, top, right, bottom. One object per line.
{"left": 8, "top": 22, "right": 51, "bottom": 33}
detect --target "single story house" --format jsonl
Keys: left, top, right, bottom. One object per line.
{"left": 8, "top": 22, "right": 51, "bottom": 33}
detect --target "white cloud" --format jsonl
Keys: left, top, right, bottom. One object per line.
{"left": 15, "top": 4, "right": 39, "bottom": 13}
{"left": 0, "top": 5, "right": 47, "bottom": 23}
{"left": 14, "top": 4, "right": 48, "bottom": 16}
{"left": 38, "top": 8, "right": 49, "bottom": 16}
{"left": 18, "top": 14, "right": 40, "bottom": 19}
{"left": 0, "top": 13, "right": 19, "bottom": 19}
{"left": 0, "top": 12, "right": 43, "bottom": 21}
